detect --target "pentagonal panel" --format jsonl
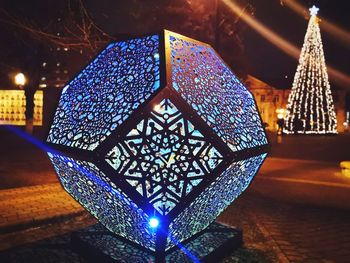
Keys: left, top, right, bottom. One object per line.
{"left": 47, "top": 35, "right": 161, "bottom": 150}
{"left": 105, "top": 98, "right": 224, "bottom": 215}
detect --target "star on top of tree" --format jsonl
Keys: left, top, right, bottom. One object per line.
{"left": 309, "top": 5, "right": 319, "bottom": 16}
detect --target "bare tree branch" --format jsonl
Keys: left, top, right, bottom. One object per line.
{"left": 0, "top": 0, "right": 114, "bottom": 56}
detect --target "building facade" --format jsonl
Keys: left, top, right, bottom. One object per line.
{"left": 245, "top": 75, "right": 348, "bottom": 133}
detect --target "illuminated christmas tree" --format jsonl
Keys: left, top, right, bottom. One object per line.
{"left": 284, "top": 5, "right": 337, "bottom": 134}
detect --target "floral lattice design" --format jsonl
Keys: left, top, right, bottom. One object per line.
{"left": 106, "top": 99, "right": 223, "bottom": 215}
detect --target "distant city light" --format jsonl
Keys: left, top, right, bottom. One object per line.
{"left": 14, "top": 73, "right": 26, "bottom": 86}
{"left": 276, "top": 108, "right": 286, "bottom": 120}
{"left": 149, "top": 217, "right": 159, "bottom": 228}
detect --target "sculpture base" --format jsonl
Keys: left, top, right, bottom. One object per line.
{"left": 71, "top": 222, "right": 242, "bottom": 263}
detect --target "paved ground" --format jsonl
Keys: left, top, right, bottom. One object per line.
{"left": 0, "top": 188, "right": 279, "bottom": 263}
{"left": 255, "top": 157, "right": 350, "bottom": 210}
{"left": 0, "top": 174, "right": 349, "bottom": 262}
{"left": 248, "top": 157, "right": 350, "bottom": 262}
{"left": 236, "top": 191, "right": 350, "bottom": 263}
{"left": 1, "top": 127, "right": 350, "bottom": 262}
{"left": 0, "top": 127, "right": 56, "bottom": 190}
{"left": 0, "top": 184, "right": 84, "bottom": 238}
{"left": 0, "top": 213, "right": 97, "bottom": 263}
{"left": 267, "top": 132, "right": 350, "bottom": 162}
{"left": 2, "top": 183, "right": 348, "bottom": 263}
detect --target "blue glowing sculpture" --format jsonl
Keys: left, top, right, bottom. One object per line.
{"left": 47, "top": 30, "right": 268, "bottom": 262}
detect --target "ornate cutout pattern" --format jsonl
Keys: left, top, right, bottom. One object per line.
{"left": 48, "top": 153, "right": 156, "bottom": 250}
{"left": 167, "top": 153, "right": 267, "bottom": 249}
{"left": 47, "top": 35, "right": 160, "bottom": 150}
{"left": 106, "top": 99, "right": 223, "bottom": 215}
{"left": 169, "top": 34, "right": 267, "bottom": 152}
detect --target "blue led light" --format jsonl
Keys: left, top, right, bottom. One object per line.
{"left": 47, "top": 35, "right": 161, "bottom": 151}
{"left": 149, "top": 217, "right": 160, "bottom": 228}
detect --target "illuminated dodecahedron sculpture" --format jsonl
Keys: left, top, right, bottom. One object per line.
{"left": 47, "top": 30, "right": 268, "bottom": 261}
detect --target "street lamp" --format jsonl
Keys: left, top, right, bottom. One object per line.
{"left": 14, "top": 72, "right": 34, "bottom": 134}
{"left": 14, "top": 72, "right": 27, "bottom": 87}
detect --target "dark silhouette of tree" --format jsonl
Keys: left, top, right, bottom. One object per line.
{"left": 0, "top": 0, "right": 252, "bottom": 85}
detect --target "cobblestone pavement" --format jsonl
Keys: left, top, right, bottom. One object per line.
{"left": 0, "top": 127, "right": 56, "bottom": 190}
{"left": 0, "top": 199, "right": 277, "bottom": 263}
{"left": 230, "top": 191, "right": 350, "bottom": 263}
{"left": 0, "top": 183, "right": 84, "bottom": 238}
{"left": 0, "top": 213, "right": 96, "bottom": 263}
{"left": 0, "top": 182, "right": 279, "bottom": 262}
{"left": 267, "top": 132, "right": 350, "bottom": 162}
{"left": 1, "top": 181, "right": 349, "bottom": 262}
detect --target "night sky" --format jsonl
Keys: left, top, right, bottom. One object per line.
{"left": 0, "top": 0, "right": 349, "bottom": 91}
{"left": 242, "top": 0, "right": 350, "bottom": 89}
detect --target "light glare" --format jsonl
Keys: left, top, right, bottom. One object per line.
{"left": 149, "top": 217, "right": 159, "bottom": 228}
{"left": 14, "top": 73, "right": 26, "bottom": 86}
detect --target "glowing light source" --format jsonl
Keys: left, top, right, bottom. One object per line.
{"left": 276, "top": 108, "right": 285, "bottom": 120}
{"left": 284, "top": 7, "right": 337, "bottom": 134}
{"left": 149, "top": 217, "right": 160, "bottom": 228}
{"left": 14, "top": 73, "right": 26, "bottom": 86}
{"left": 340, "top": 161, "right": 350, "bottom": 178}
{"left": 309, "top": 5, "right": 319, "bottom": 16}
